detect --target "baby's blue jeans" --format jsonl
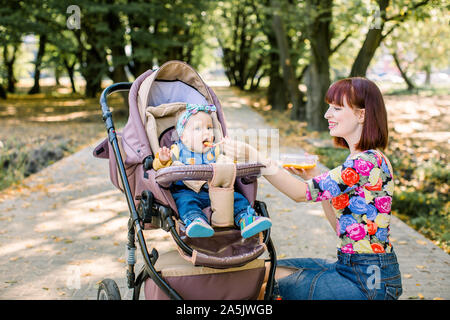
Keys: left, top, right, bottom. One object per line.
{"left": 170, "top": 184, "right": 254, "bottom": 227}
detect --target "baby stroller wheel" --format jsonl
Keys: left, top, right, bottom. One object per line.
{"left": 97, "top": 279, "right": 121, "bottom": 300}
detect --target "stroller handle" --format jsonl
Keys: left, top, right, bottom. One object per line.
{"left": 100, "top": 82, "right": 132, "bottom": 112}
{"left": 100, "top": 82, "right": 133, "bottom": 133}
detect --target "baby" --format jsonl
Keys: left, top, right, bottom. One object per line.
{"left": 153, "top": 103, "right": 271, "bottom": 238}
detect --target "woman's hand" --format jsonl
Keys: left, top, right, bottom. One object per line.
{"left": 284, "top": 165, "right": 320, "bottom": 180}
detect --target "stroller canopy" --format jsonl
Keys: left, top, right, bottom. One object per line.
{"left": 123, "top": 60, "right": 228, "bottom": 166}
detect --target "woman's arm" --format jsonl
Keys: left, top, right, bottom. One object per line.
{"left": 262, "top": 162, "right": 309, "bottom": 202}
{"left": 265, "top": 161, "right": 337, "bottom": 231}
{"left": 321, "top": 200, "right": 337, "bottom": 232}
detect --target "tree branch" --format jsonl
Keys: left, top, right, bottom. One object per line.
{"left": 385, "top": 0, "right": 430, "bottom": 22}
{"left": 330, "top": 31, "right": 352, "bottom": 55}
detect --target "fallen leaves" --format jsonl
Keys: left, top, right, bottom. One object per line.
{"left": 416, "top": 240, "right": 428, "bottom": 246}
{"left": 416, "top": 265, "right": 426, "bottom": 270}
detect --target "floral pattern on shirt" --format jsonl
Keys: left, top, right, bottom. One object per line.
{"left": 306, "top": 150, "right": 394, "bottom": 254}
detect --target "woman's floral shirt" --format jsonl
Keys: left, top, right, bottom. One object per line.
{"left": 305, "top": 150, "right": 394, "bottom": 254}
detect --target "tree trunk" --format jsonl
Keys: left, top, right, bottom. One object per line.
{"left": 63, "top": 58, "right": 77, "bottom": 93}
{"left": 349, "top": 0, "right": 389, "bottom": 77}
{"left": 392, "top": 52, "right": 415, "bottom": 91}
{"left": 248, "top": 57, "right": 263, "bottom": 91}
{"left": 75, "top": 28, "right": 107, "bottom": 98}
{"left": 271, "top": 0, "right": 304, "bottom": 120}
{"left": 3, "top": 44, "right": 18, "bottom": 93}
{"left": 106, "top": 4, "right": 128, "bottom": 84}
{"left": 28, "top": 34, "right": 48, "bottom": 94}
{"left": 83, "top": 56, "right": 104, "bottom": 98}
{"left": 81, "top": 46, "right": 105, "bottom": 98}
{"left": 54, "top": 66, "right": 61, "bottom": 86}
{"left": 105, "top": 3, "right": 130, "bottom": 106}
{"left": 424, "top": 65, "right": 431, "bottom": 86}
{"left": 218, "top": 0, "right": 259, "bottom": 91}
{"left": 305, "top": 0, "right": 332, "bottom": 131}
{"left": 265, "top": 21, "right": 287, "bottom": 111}
{"left": 0, "top": 85, "right": 6, "bottom": 99}
{"left": 306, "top": 61, "right": 330, "bottom": 131}
{"left": 349, "top": 28, "right": 384, "bottom": 77}
{"left": 127, "top": 22, "right": 153, "bottom": 77}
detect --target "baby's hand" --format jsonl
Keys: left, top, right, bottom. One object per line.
{"left": 158, "top": 146, "right": 171, "bottom": 164}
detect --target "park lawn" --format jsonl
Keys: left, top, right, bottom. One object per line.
{"left": 237, "top": 86, "right": 450, "bottom": 254}
{"left": 0, "top": 84, "right": 127, "bottom": 191}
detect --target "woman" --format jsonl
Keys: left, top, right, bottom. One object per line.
{"left": 224, "top": 77, "right": 402, "bottom": 300}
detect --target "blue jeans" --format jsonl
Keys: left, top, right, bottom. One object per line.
{"left": 170, "top": 184, "right": 253, "bottom": 226}
{"left": 274, "top": 250, "right": 402, "bottom": 300}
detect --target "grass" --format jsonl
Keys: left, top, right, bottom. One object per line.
{"left": 235, "top": 86, "right": 450, "bottom": 253}
{"left": 0, "top": 84, "right": 127, "bottom": 191}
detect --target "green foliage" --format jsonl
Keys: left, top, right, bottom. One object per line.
{"left": 313, "top": 146, "right": 349, "bottom": 169}
{"left": 0, "top": 0, "right": 215, "bottom": 97}
{"left": 0, "top": 139, "right": 29, "bottom": 190}
{"left": 391, "top": 159, "right": 450, "bottom": 251}
{"left": 210, "top": 0, "right": 270, "bottom": 90}
{"left": 384, "top": 4, "right": 450, "bottom": 86}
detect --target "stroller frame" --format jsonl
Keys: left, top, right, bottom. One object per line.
{"left": 99, "top": 82, "right": 277, "bottom": 300}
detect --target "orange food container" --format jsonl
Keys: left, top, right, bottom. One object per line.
{"left": 280, "top": 153, "right": 318, "bottom": 170}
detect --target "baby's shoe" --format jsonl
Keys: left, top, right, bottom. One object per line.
{"left": 239, "top": 215, "right": 272, "bottom": 239}
{"left": 186, "top": 217, "right": 214, "bottom": 238}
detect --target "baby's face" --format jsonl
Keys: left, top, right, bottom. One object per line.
{"left": 180, "top": 111, "right": 214, "bottom": 153}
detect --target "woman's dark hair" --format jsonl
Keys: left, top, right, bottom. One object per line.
{"left": 325, "top": 77, "right": 388, "bottom": 150}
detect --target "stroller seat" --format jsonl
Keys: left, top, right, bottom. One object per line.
{"left": 144, "top": 250, "right": 265, "bottom": 300}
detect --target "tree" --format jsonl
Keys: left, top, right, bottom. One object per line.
{"left": 384, "top": 4, "right": 450, "bottom": 89}
{"left": 24, "top": 0, "right": 59, "bottom": 94}
{"left": 125, "top": 0, "right": 211, "bottom": 77}
{"left": 28, "top": 34, "right": 48, "bottom": 94}
{"left": 212, "top": 0, "right": 268, "bottom": 90}
{"left": 349, "top": 0, "right": 432, "bottom": 77}
{"left": 2, "top": 44, "right": 19, "bottom": 93}
{"left": 0, "top": 0, "right": 28, "bottom": 96}
{"left": 271, "top": 0, "right": 305, "bottom": 119}
{"left": 304, "top": 0, "right": 333, "bottom": 131}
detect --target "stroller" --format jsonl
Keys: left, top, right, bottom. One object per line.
{"left": 93, "top": 60, "right": 277, "bottom": 300}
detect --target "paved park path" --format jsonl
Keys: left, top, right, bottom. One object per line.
{"left": 0, "top": 86, "right": 448, "bottom": 300}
